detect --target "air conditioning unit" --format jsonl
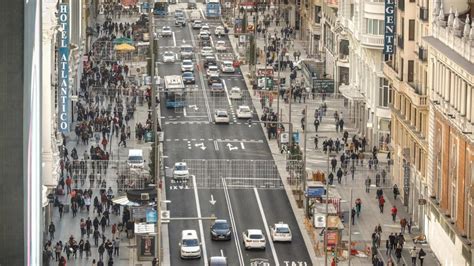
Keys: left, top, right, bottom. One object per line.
{"left": 141, "top": 193, "right": 150, "bottom": 201}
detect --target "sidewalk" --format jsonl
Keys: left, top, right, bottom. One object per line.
{"left": 227, "top": 9, "right": 440, "bottom": 265}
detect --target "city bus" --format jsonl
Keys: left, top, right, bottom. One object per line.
{"left": 153, "top": 0, "right": 168, "bottom": 16}
{"left": 164, "top": 75, "right": 186, "bottom": 108}
{"left": 205, "top": 0, "right": 221, "bottom": 18}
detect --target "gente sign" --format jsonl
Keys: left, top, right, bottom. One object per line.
{"left": 383, "top": 0, "right": 396, "bottom": 54}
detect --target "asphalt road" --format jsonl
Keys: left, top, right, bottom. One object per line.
{"left": 155, "top": 5, "right": 311, "bottom": 265}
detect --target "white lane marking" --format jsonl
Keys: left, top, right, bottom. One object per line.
{"left": 240, "top": 142, "right": 245, "bottom": 149}
{"left": 214, "top": 140, "right": 219, "bottom": 151}
{"left": 222, "top": 178, "right": 244, "bottom": 266}
{"left": 183, "top": 107, "right": 187, "bottom": 117}
{"left": 220, "top": 249, "right": 224, "bottom": 257}
{"left": 254, "top": 187, "right": 280, "bottom": 266}
{"left": 222, "top": 79, "right": 232, "bottom": 107}
{"left": 172, "top": 31, "right": 177, "bottom": 47}
{"left": 210, "top": 36, "right": 215, "bottom": 47}
{"left": 193, "top": 175, "right": 208, "bottom": 265}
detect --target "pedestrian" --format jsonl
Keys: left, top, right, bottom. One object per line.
{"left": 48, "top": 221, "right": 55, "bottom": 241}
{"left": 100, "top": 215, "right": 107, "bottom": 233}
{"left": 351, "top": 208, "right": 356, "bottom": 225}
{"left": 152, "top": 257, "right": 158, "bottom": 266}
{"left": 314, "top": 135, "right": 318, "bottom": 149}
{"left": 98, "top": 243, "right": 105, "bottom": 261}
{"left": 387, "top": 257, "right": 395, "bottom": 266}
{"left": 381, "top": 169, "right": 387, "bottom": 184}
{"left": 395, "top": 244, "right": 402, "bottom": 263}
{"left": 391, "top": 205, "right": 398, "bottom": 222}
{"left": 85, "top": 240, "right": 91, "bottom": 258}
{"left": 386, "top": 239, "right": 392, "bottom": 256}
{"left": 365, "top": 176, "right": 371, "bottom": 193}
{"left": 393, "top": 184, "right": 400, "bottom": 199}
{"left": 410, "top": 246, "right": 418, "bottom": 265}
{"left": 93, "top": 229, "right": 101, "bottom": 246}
{"left": 114, "top": 237, "right": 120, "bottom": 256}
{"left": 400, "top": 217, "right": 407, "bottom": 233}
{"left": 378, "top": 195, "right": 385, "bottom": 213}
{"left": 355, "top": 198, "right": 362, "bottom": 217}
{"left": 336, "top": 168, "right": 343, "bottom": 184}
{"left": 408, "top": 217, "right": 413, "bottom": 234}
{"left": 54, "top": 242, "right": 62, "bottom": 261}
{"left": 78, "top": 239, "right": 84, "bottom": 258}
{"left": 80, "top": 218, "right": 86, "bottom": 238}
{"left": 314, "top": 118, "right": 319, "bottom": 132}
{"left": 301, "top": 116, "right": 305, "bottom": 131}
{"left": 418, "top": 247, "right": 426, "bottom": 266}
{"left": 58, "top": 256, "right": 66, "bottom": 266}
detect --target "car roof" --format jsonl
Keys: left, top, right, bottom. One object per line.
{"left": 209, "top": 65, "right": 218, "bottom": 69}
{"left": 175, "top": 162, "right": 187, "bottom": 166}
{"left": 182, "top": 230, "right": 198, "bottom": 239}
{"left": 182, "top": 60, "right": 192, "bottom": 63}
{"left": 217, "top": 40, "right": 225, "bottom": 44}
{"left": 239, "top": 105, "right": 250, "bottom": 108}
{"left": 214, "top": 219, "right": 228, "bottom": 224}
{"left": 223, "top": 60, "right": 233, "bottom": 64}
{"left": 231, "top": 87, "right": 240, "bottom": 91}
{"left": 274, "top": 223, "right": 289, "bottom": 228}
{"left": 194, "top": 20, "right": 202, "bottom": 23}
{"left": 210, "top": 256, "right": 227, "bottom": 264}
{"left": 247, "top": 229, "right": 263, "bottom": 235}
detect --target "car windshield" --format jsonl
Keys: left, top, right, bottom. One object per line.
{"left": 182, "top": 239, "right": 198, "bottom": 247}
{"left": 163, "top": 27, "right": 170, "bottom": 30}
{"left": 212, "top": 84, "right": 223, "bottom": 88}
{"left": 240, "top": 107, "right": 250, "bottom": 112}
{"left": 249, "top": 234, "right": 263, "bottom": 239}
{"left": 175, "top": 165, "right": 187, "bottom": 171}
{"left": 181, "top": 46, "right": 193, "bottom": 52}
{"left": 183, "top": 61, "right": 192, "bottom": 65}
{"left": 183, "top": 73, "right": 193, "bottom": 77}
{"left": 129, "top": 156, "right": 142, "bottom": 161}
{"left": 165, "top": 52, "right": 173, "bottom": 56}
{"left": 217, "top": 112, "right": 227, "bottom": 117}
{"left": 213, "top": 222, "right": 229, "bottom": 230}
{"left": 276, "top": 227, "right": 290, "bottom": 233}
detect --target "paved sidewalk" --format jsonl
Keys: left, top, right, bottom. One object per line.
{"left": 226, "top": 8, "right": 441, "bottom": 265}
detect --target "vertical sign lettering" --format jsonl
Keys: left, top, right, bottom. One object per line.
{"left": 383, "top": 0, "right": 395, "bottom": 54}
{"left": 58, "top": 4, "right": 69, "bottom": 132}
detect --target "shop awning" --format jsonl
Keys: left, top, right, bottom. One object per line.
{"left": 114, "top": 43, "right": 136, "bottom": 52}
{"left": 112, "top": 195, "right": 141, "bottom": 206}
{"left": 338, "top": 84, "right": 365, "bottom": 101}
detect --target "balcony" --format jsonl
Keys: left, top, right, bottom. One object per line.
{"left": 383, "top": 60, "right": 401, "bottom": 88}
{"left": 418, "top": 46, "right": 427, "bottom": 62}
{"left": 404, "top": 82, "right": 428, "bottom": 107}
{"left": 419, "top": 7, "right": 429, "bottom": 21}
{"left": 397, "top": 35, "right": 404, "bottom": 50}
{"left": 398, "top": 0, "right": 405, "bottom": 11}
{"left": 360, "top": 34, "right": 384, "bottom": 49}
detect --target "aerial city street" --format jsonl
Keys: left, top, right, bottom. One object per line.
{"left": 37, "top": 0, "right": 474, "bottom": 266}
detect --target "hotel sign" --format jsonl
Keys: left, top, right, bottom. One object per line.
{"left": 58, "top": 4, "right": 70, "bottom": 132}
{"left": 383, "top": 0, "right": 395, "bottom": 54}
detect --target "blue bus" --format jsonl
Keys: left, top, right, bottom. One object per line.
{"left": 206, "top": 0, "right": 221, "bottom": 18}
{"left": 153, "top": 0, "right": 169, "bottom": 16}
{"left": 164, "top": 75, "right": 186, "bottom": 108}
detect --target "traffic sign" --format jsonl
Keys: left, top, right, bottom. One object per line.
{"left": 146, "top": 209, "right": 157, "bottom": 223}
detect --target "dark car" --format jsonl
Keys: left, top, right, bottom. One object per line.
{"left": 175, "top": 16, "right": 186, "bottom": 27}
{"left": 203, "top": 56, "right": 217, "bottom": 68}
{"left": 210, "top": 220, "right": 231, "bottom": 240}
{"left": 210, "top": 82, "right": 224, "bottom": 94}
{"left": 182, "top": 72, "right": 195, "bottom": 84}
{"left": 208, "top": 75, "right": 221, "bottom": 85}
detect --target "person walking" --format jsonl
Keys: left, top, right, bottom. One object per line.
{"left": 114, "top": 237, "right": 120, "bottom": 256}
{"left": 314, "top": 118, "right": 320, "bottom": 132}
{"left": 395, "top": 244, "right": 402, "bottom": 263}
{"left": 355, "top": 198, "right": 362, "bottom": 217}
{"left": 418, "top": 247, "right": 426, "bottom": 266}
{"left": 400, "top": 217, "right": 408, "bottom": 233}
{"left": 378, "top": 195, "right": 385, "bottom": 213}
{"left": 365, "top": 176, "right": 371, "bottom": 193}
{"left": 48, "top": 221, "right": 55, "bottom": 241}
{"left": 410, "top": 246, "right": 418, "bottom": 265}
{"left": 351, "top": 208, "right": 356, "bottom": 225}
{"left": 385, "top": 238, "right": 392, "bottom": 256}
{"left": 84, "top": 240, "right": 91, "bottom": 258}
{"left": 314, "top": 135, "right": 319, "bottom": 149}
{"left": 391, "top": 205, "right": 398, "bottom": 222}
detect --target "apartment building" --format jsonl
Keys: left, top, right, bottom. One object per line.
{"left": 338, "top": 0, "right": 391, "bottom": 150}
{"left": 383, "top": 0, "right": 430, "bottom": 233}
{"left": 423, "top": 2, "right": 474, "bottom": 264}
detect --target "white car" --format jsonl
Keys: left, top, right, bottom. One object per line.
{"left": 181, "top": 60, "right": 194, "bottom": 72}
{"left": 201, "top": 24, "right": 210, "bottom": 32}
{"left": 229, "top": 87, "right": 242, "bottom": 100}
{"left": 173, "top": 162, "right": 189, "bottom": 181}
{"left": 201, "top": 46, "right": 214, "bottom": 57}
{"left": 192, "top": 20, "right": 202, "bottom": 29}
{"left": 214, "top": 26, "right": 225, "bottom": 36}
{"left": 199, "top": 31, "right": 210, "bottom": 40}
{"left": 242, "top": 229, "right": 266, "bottom": 250}
{"left": 161, "top": 26, "right": 172, "bottom": 37}
{"left": 206, "top": 65, "right": 220, "bottom": 77}
{"left": 214, "top": 110, "right": 230, "bottom": 124}
{"left": 215, "top": 41, "right": 227, "bottom": 52}
{"left": 180, "top": 230, "right": 201, "bottom": 259}
{"left": 271, "top": 222, "right": 292, "bottom": 242}
{"left": 163, "top": 51, "right": 176, "bottom": 63}
{"left": 236, "top": 105, "right": 252, "bottom": 119}
{"left": 220, "top": 61, "right": 235, "bottom": 73}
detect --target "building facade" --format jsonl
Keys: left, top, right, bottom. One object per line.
{"left": 384, "top": 0, "right": 430, "bottom": 231}
{"left": 424, "top": 1, "right": 474, "bottom": 265}
{"left": 338, "top": 0, "right": 391, "bottom": 150}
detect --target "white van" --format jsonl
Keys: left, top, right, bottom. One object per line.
{"left": 128, "top": 149, "right": 144, "bottom": 169}
{"left": 179, "top": 230, "right": 201, "bottom": 259}
{"left": 229, "top": 87, "right": 242, "bottom": 100}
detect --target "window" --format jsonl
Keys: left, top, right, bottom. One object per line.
{"left": 408, "top": 60, "right": 414, "bottom": 82}
{"left": 408, "top": 19, "right": 415, "bottom": 40}
{"left": 365, "top": 18, "right": 384, "bottom": 35}
{"left": 314, "top": 5, "right": 321, "bottom": 23}
{"left": 379, "top": 78, "right": 389, "bottom": 107}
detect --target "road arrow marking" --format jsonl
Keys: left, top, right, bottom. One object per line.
{"left": 195, "top": 142, "right": 207, "bottom": 150}
{"left": 188, "top": 104, "right": 199, "bottom": 111}
{"left": 210, "top": 194, "right": 216, "bottom": 205}
{"left": 226, "top": 143, "right": 238, "bottom": 151}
